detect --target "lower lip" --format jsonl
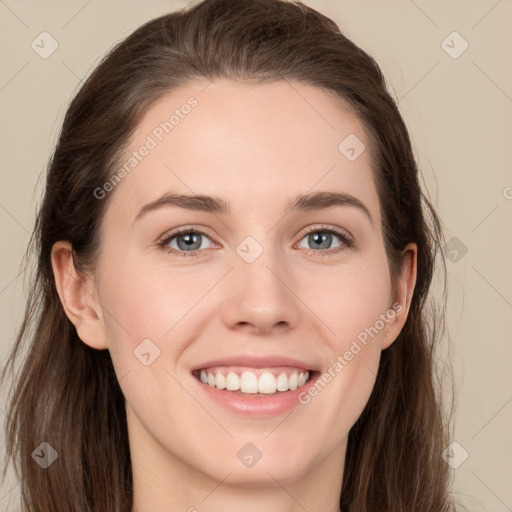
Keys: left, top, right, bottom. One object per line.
{"left": 192, "top": 372, "right": 319, "bottom": 417}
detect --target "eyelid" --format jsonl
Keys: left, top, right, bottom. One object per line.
{"left": 156, "top": 225, "right": 219, "bottom": 257}
{"left": 157, "top": 224, "right": 217, "bottom": 243}
{"left": 295, "top": 224, "right": 354, "bottom": 256}
{"left": 157, "top": 223, "right": 354, "bottom": 257}
{"left": 298, "top": 223, "right": 353, "bottom": 242}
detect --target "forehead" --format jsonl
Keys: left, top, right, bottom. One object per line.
{"left": 106, "top": 79, "right": 380, "bottom": 224}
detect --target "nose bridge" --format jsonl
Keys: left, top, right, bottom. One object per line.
{"left": 236, "top": 234, "right": 288, "bottom": 303}
{"left": 222, "top": 232, "right": 300, "bottom": 333}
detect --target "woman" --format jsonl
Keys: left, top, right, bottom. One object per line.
{"left": 1, "top": 0, "right": 460, "bottom": 510}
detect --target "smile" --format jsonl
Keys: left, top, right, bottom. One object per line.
{"left": 194, "top": 366, "right": 311, "bottom": 395}
{"left": 190, "top": 355, "right": 320, "bottom": 416}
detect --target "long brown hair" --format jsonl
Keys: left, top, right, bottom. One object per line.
{"left": 2, "top": 0, "right": 460, "bottom": 510}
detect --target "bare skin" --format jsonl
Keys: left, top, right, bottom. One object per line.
{"left": 52, "top": 79, "right": 417, "bottom": 512}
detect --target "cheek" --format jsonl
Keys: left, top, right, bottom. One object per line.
{"left": 297, "top": 260, "right": 391, "bottom": 419}
{"left": 98, "top": 259, "right": 203, "bottom": 342}
{"left": 307, "top": 258, "right": 393, "bottom": 345}
{"left": 97, "top": 265, "right": 197, "bottom": 415}
{"left": 96, "top": 257, "right": 228, "bottom": 387}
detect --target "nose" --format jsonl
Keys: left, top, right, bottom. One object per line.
{"left": 221, "top": 247, "right": 301, "bottom": 335}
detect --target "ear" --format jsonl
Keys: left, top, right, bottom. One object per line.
{"left": 51, "top": 240, "right": 109, "bottom": 350}
{"left": 381, "top": 242, "right": 417, "bottom": 350}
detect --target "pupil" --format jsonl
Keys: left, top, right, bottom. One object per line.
{"left": 179, "top": 233, "right": 200, "bottom": 250}
{"left": 312, "top": 232, "right": 330, "bottom": 249}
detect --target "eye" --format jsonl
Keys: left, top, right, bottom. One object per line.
{"left": 157, "top": 228, "right": 215, "bottom": 257}
{"left": 157, "top": 225, "right": 353, "bottom": 258}
{"left": 296, "top": 225, "right": 353, "bottom": 256}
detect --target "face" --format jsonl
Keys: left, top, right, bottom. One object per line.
{"left": 62, "top": 79, "right": 414, "bottom": 491}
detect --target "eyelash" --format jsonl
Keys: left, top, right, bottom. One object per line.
{"left": 156, "top": 225, "right": 354, "bottom": 258}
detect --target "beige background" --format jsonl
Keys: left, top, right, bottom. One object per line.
{"left": 1, "top": 1, "right": 511, "bottom": 510}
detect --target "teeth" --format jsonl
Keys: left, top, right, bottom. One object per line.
{"left": 215, "top": 372, "right": 226, "bottom": 390}
{"left": 226, "top": 372, "right": 240, "bottom": 391}
{"left": 276, "top": 372, "right": 288, "bottom": 392}
{"left": 199, "top": 369, "right": 310, "bottom": 394}
{"left": 240, "top": 371, "right": 259, "bottom": 393}
{"left": 258, "top": 372, "right": 277, "bottom": 394}
{"left": 288, "top": 372, "right": 298, "bottom": 391}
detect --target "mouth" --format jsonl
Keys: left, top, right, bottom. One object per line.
{"left": 192, "top": 366, "right": 315, "bottom": 397}
{"left": 190, "top": 355, "right": 320, "bottom": 416}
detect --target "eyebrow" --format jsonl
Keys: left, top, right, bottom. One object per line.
{"left": 134, "top": 190, "right": 373, "bottom": 224}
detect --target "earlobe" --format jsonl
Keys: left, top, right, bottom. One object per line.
{"left": 51, "top": 241, "right": 109, "bottom": 350}
{"left": 382, "top": 243, "right": 418, "bottom": 350}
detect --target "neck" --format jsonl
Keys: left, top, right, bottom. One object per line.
{"left": 131, "top": 465, "right": 343, "bottom": 512}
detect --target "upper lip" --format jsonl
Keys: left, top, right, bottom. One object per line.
{"left": 191, "top": 355, "right": 318, "bottom": 372}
